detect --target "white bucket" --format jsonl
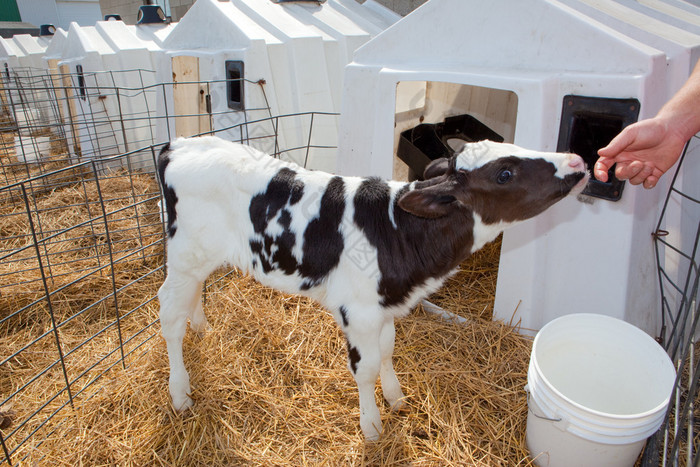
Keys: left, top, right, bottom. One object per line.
{"left": 526, "top": 313, "right": 676, "bottom": 467}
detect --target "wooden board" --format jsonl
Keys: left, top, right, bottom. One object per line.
{"left": 58, "top": 63, "right": 82, "bottom": 157}
{"left": 172, "top": 55, "right": 211, "bottom": 138}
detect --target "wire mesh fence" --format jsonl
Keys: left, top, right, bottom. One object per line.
{"left": 0, "top": 151, "right": 165, "bottom": 466}
{"left": 642, "top": 137, "right": 700, "bottom": 467}
{"left": 0, "top": 65, "right": 288, "bottom": 189}
{"left": 0, "top": 64, "right": 339, "bottom": 465}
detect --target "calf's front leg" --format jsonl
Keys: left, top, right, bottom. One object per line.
{"left": 344, "top": 315, "right": 384, "bottom": 441}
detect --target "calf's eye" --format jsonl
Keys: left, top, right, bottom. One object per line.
{"left": 497, "top": 169, "right": 512, "bottom": 184}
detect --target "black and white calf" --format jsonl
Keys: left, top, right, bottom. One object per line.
{"left": 157, "top": 136, "right": 588, "bottom": 440}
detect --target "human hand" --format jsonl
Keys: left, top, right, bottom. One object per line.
{"left": 595, "top": 118, "right": 686, "bottom": 189}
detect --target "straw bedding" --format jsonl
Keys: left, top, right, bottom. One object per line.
{"left": 1, "top": 164, "right": 543, "bottom": 465}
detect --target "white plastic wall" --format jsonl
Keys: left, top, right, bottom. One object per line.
{"left": 56, "top": 23, "right": 115, "bottom": 162}
{"left": 43, "top": 28, "right": 68, "bottom": 65}
{"left": 559, "top": 0, "right": 699, "bottom": 97}
{"left": 17, "top": 0, "right": 61, "bottom": 30}
{"left": 0, "top": 33, "right": 55, "bottom": 159}
{"left": 157, "top": 0, "right": 398, "bottom": 171}
{"left": 559, "top": 0, "right": 700, "bottom": 343}
{"left": 8, "top": 35, "right": 52, "bottom": 70}
{"left": 651, "top": 0, "right": 700, "bottom": 18}
{"left": 337, "top": 0, "right": 671, "bottom": 336}
{"left": 55, "top": 19, "right": 175, "bottom": 165}
{"left": 94, "top": 20, "right": 176, "bottom": 154}
{"left": 341, "top": 0, "right": 402, "bottom": 28}
{"left": 0, "top": 37, "right": 22, "bottom": 71}
{"left": 612, "top": 0, "right": 700, "bottom": 33}
{"left": 0, "top": 33, "right": 42, "bottom": 171}
{"left": 233, "top": 0, "right": 340, "bottom": 170}
{"left": 129, "top": 21, "right": 175, "bottom": 49}
{"left": 41, "top": 27, "right": 85, "bottom": 161}
{"left": 157, "top": 0, "right": 286, "bottom": 155}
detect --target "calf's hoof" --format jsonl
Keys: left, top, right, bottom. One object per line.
{"left": 361, "top": 418, "right": 382, "bottom": 442}
{"left": 171, "top": 394, "right": 193, "bottom": 412}
{"left": 389, "top": 398, "right": 408, "bottom": 413}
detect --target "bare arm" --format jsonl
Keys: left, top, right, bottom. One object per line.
{"left": 595, "top": 60, "right": 700, "bottom": 189}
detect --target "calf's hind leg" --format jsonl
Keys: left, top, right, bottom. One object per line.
{"left": 158, "top": 270, "right": 203, "bottom": 411}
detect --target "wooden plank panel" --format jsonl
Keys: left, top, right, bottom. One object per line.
{"left": 172, "top": 55, "right": 204, "bottom": 138}
{"left": 46, "top": 59, "right": 67, "bottom": 124}
{"left": 198, "top": 81, "right": 211, "bottom": 135}
{"left": 59, "top": 64, "right": 82, "bottom": 157}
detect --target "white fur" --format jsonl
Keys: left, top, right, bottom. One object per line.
{"left": 457, "top": 140, "right": 583, "bottom": 179}
{"left": 471, "top": 213, "right": 512, "bottom": 254}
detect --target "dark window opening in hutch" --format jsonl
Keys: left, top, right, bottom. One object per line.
{"left": 226, "top": 61, "right": 244, "bottom": 110}
{"left": 557, "top": 95, "right": 640, "bottom": 201}
{"left": 76, "top": 64, "right": 86, "bottom": 100}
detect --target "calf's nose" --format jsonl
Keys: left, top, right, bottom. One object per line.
{"left": 568, "top": 155, "right": 586, "bottom": 172}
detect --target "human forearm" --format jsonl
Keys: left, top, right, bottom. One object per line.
{"left": 656, "top": 60, "right": 700, "bottom": 142}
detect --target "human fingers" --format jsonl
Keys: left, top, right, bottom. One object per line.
{"left": 614, "top": 160, "right": 645, "bottom": 181}
{"left": 627, "top": 163, "right": 654, "bottom": 186}
{"left": 643, "top": 176, "right": 659, "bottom": 189}
{"left": 594, "top": 157, "right": 615, "bottom": 182}
{"left": 597, "top": 125, "right": 638, "bottom": 158}
{"left": 643, "top": 172, "right": 662, "bottom": 189}
{"left": 642, "top": 168, "right": 665, "bottom": 189}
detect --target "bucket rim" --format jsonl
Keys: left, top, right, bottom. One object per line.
{"left": 527, "top": 368, "right": 666, "bottom": 439}
{"left": 530, "top": 313, "right": 676, "bottom": 421}
{"left": 526, "top": 383, "right": 663, "bottom": 444}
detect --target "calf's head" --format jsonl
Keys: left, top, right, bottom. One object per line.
{"left": 399, "top": 140, "right": 588, "bottom": 224}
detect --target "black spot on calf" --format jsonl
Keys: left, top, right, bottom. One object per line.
{"left": 248, "top": 170, "right": 345, "bottom": 288}
{"left": 273, "top": 229, "right": 298, "bottom": 276}
{"left": 354, "top": 178, "right": 474, "bottom": 307}
{"left": 249, "top": 167, "right": 301, "bottom": 234}
{"left": 339, "top": 306, "right": 349, "bottom": 327}
{"left": 347, "top": 342, "right": 361, "bottom": 374}
{"left": 299, "top": 177, "right": 346, "bottom": 289}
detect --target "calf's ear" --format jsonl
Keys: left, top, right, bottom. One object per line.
{"left": 398, "top": 184, "right": 456, "bottom": 218}
{"left": 423, "top": 158, "right": 450, "bottom": 179}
